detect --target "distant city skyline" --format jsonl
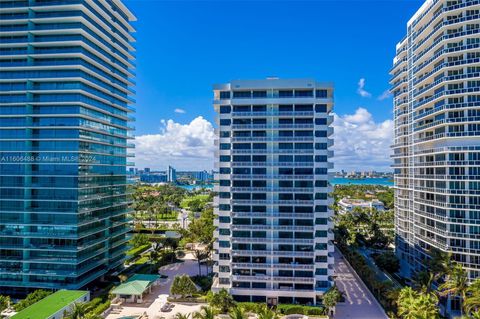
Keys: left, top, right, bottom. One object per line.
{"left": 125, "top": 0, "right": 423, "bottom": 172}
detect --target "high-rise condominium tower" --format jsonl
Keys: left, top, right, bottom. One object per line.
{"left": 212, "top": 78, "right": 334, "bottom": 305}
{"left": 392, "top": 0, "right": 480, "bottom": 280}
{"left": 0, "top": 0, "right": 135, "bottom": 291}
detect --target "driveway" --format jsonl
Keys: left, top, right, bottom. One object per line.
{"left": 333, "top": 248, "right": 388, "bottom": 319}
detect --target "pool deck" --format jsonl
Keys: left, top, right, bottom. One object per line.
{"left": 105, "top": 253, "right": 206, "bottom": 319}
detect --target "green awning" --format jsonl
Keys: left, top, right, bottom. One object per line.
{"left": 111, "top": 274, "right": 161, "bottom": 296}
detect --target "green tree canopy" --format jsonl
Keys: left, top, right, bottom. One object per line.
{"left": 322, "top": 285, "right": 343, "bottom": 312}
{"left": 170, "top": 275, "right": 198, "bottom": 298}
{"left": 207, "top": 288, "right": 236, "bottom": 314}
{"left": 397, "top": 287, "right": 439, "bottom": 319}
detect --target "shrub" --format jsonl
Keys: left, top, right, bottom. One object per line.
{"left": 277, "top": 304, "right": 325, "bottom": 316}
{"left": 191, "top": 275, "right": 212, "bottom": 292}
{"left": 14, "top": 290, "right": 52, "bottom": 311}
{"left": 170, "top": 275, "right": 198, "bottom": 298}
{"left": 90, "top": 300, "right": 111, "bottom": 315}
{"left": 0, "top": 295, "right": 10, "bottom": 312}
{"left": 207, "top": 288, "right": 236, "bottom": 313}
{"left": 237, "top": 302, "right": 260, "bottom": 313}
{"left": 372, "top": 251, "right": 400, "bottom": 273}
{"left": 127, "top": 244, "right": 150, "bottom": 257}
{"left": 279, "top": 305, "right": 306, "bottom": 315}
{"left": 176, "top": 250, "right": 186, "bottom": 258}
{"left": 130, "top": 233, "right": 150, "bottom": 248}
{"left": 305, "top": 307, "right": 326, "bottom": 316}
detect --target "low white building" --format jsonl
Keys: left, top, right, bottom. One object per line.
{"left": 338, "top": 198, "right": 384, "bottom": 214}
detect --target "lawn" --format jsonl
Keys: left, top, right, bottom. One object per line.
{"left": 180, "top": 194, "right": 210, "bottom": 212}
{"left": 127, "top": 244, "right": 150, "bottom": 257}
{"left": 137, "top": 210, "right": 178, "bottom": 221}
{"left": 12, "top": 290, "right": 88, "bottom": 319}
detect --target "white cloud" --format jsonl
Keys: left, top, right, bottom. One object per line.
{"left": 377, "top": 90, "right": 392, "bottom": 101}
{"left": 134, "top": 116, "right": 215, "bottom": 170}
{"left": 134, "top": 109, "right": 393, "bottom": 172}
{"left": 174, "top": 108, "right": 186, "bottom": 114}
{"left": 357, "top": 78, "right": 372, "bottom": 98}
{"left": 332, "top": 107, "right": 393, "bottom": 172}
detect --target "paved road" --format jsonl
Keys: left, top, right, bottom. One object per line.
{"left": 333, "top": 248, "right": 388, "bottom": 319}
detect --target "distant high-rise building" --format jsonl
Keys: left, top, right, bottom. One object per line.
{"left": 392, "top": 0, "right": 480, "bottom": 287}
{"left": 212, "top": 78, "right": 335, "bottom": 305}
{"left": 0, "top": 0, "right": 136, "bottom": 291}
{"left": 167, "top": 165, "right": 177, "bottom": 183}
{"left": 144, "top": 167, "right": 151, "bottom": 173}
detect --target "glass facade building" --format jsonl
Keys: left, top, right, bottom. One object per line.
{"left": 212, "top": 78, "right": 334, "bottom": 305}
{"left": 0, "top": 0, "right": 135, "bottom": 290}
{"left": 392, "top": 0, "right": 480, "bottom": 282}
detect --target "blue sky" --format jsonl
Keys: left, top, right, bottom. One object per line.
{"left": 125, "top": 0, "right": 423, "bottom": 171}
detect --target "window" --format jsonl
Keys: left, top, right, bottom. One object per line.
{"left": 279, "top": 155, "right": 293, "bottom": 162}
{"left": 315, "top": 104, "right": 327, "bottom": 112}
{"left": 219, "top": 180, "right": 230, "bottom": 186}
{"left": 219, "top": 91, "right": 230, "bottom": 99}
{"left": 295, "top": 90, "right": 313, "bottom": 97}
{"left": 219, "top": 167, "right": 230, "bottom": 174}
{"left": 219, "top": 241, "right": 230, "bottom": 248}
{"left": 315, "top": 143, "right": 327, "bottom": 150}
{"left": 252, "top": 91, "right": 267, "bottom": 98}
{"left": 233, "top": 105, "right": 250, "bottom": 112}
{"left": 279, "top": 90, "right": 293, "bottom": 98}
{"left": 233, "top": 91, "right": 251, "bottom": 98}
{"left": 220, "top": 119, "right": 231, "bottom": 126}
{"left": 219, "top": 229, "right": 231, "bottom": 236}
{"left": 220, "top": 105, "right": 231, "bottom": 114}
{"left": 316, "top": 90, "right": 328, "bottom": 98}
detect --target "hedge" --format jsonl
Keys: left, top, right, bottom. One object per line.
{"left": 236, "top": 303, "right": 325, "bottom": 316}
{"left": 90, "top": 300, "right": 111, "bottom": 315}
{"left": 127, "top": 244, "right": 150, "bottom": 257}
{"left": 277, "top": 304, "right": 326, "bottom": 315}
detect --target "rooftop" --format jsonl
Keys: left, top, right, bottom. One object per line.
{"left": 339, "top": 198, "right": 384, "bottom": 206}
{"left": 111, "top": 274, "right": 161, "bottom": 296}
{"left": 12, "top": 290, "right": 88, "bottom": 319}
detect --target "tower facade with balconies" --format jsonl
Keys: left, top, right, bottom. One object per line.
{"left": 392, "top": 0, "right": 480, "bottom": 280}
{"left": 0, "top": 0, "right": 135, "bottom": 291}
{"left": 212, "top": 78, "right": 334, "bottom": 305}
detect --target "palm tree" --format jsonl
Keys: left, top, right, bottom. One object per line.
{"left": 438, "top": 263, "right": 469, "bottom": 317}
{"left": 428, "top": 248, "right": 453, "bottom": 281}
{"left": 65, "top": 302, "right": 90, "bottom": 319}
{"left": 465, "top": 279, "right": 480, "bottom": 315}
{"left": 468, "top": 311, "right": 480, "bottom": 319}
{"left": 412, "top": 270, "right": 435, "bottom": 293}
{"left": 256, "top": 305, "right": 279, "bottom": 319}
{"left": 175, "top": 313, "right": 191, "bottom": 319}
{"left": 193, "top": 249, "right": 207, "bottom": 276}
{"left": 229, "top": 306, "right": 247, "bottom": 319}
{"left": 397, "top": 287, "right": 439, "bottom": 319}
{"left": 149, "top": 240, "right": 163, "bottom": 271}
{"left": 193, "top": 306, "right": 216, "bottom": 319}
